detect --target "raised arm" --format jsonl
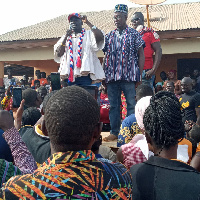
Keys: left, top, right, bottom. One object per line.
{"left": 54, "top": 30, "right": 73, "bottom": 58}
{"left": 0, "top": 110, "right": 37, "bottom": 174}
{"left": 81, "top": 15, "right": 104, "bottom": 44}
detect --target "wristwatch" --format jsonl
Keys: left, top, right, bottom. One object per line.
{"left": 91, "top": 25, "right": 97, "bottom": 30}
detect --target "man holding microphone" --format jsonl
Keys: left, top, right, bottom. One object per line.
{"left": 54, "top": 13, "right": 105, "bottom": 86}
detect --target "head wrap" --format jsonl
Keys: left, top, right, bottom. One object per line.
{"left": 156, "top": 82, "right": 163, "bottom": 87}
{"left": 135, "top": 96, "right": 152, "bottom": 130}
{"left": 114, "top": 4, "right": 128, "bottom": 14}
{"left": 168, "top": 69, "right": 177, "bottom": 74}
{"left": 68, "top": 13, "right": 81, "bottom": 22}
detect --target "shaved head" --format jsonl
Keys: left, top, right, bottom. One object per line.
{"left": 181, "top": 77, "right": 193, "bottom": 94}
{"left": 181, "top": 77, "right": 192, "bottom": 84}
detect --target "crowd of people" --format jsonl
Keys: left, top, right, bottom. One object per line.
{"left": 0, "top": 3, "right": 199, "bottom": 199}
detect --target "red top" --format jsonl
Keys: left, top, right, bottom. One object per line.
{"left": 142, "top": 32, "right": 160, "bottom": 70}
{"left": 31, "top": 78, "right": 48, "bottom": 87}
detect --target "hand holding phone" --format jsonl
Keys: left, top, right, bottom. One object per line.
{"left": 12, "top": 87, "right": 22, "bottom": 108}
{"left": 50, "top": 73, "right": 61, "bottom": 91}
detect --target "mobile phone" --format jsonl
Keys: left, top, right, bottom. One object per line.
{"left": 12, "top": 87, "right": 22, "bottom": 108}
{"left": 51, "top": 72, "right": 61, "bottom": 91}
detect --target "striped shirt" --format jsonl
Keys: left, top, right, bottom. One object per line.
{"left": 103, "top": 26, "right": 144, "bottom": 83}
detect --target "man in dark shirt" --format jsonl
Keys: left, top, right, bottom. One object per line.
{"left": 179, "top": 77, "right": 200, "bottom": 125}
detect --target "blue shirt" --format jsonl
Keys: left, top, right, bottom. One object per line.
{"left": 117, "top": 114, "right": 142, "bottom": 147}
{"left": 0, "top": 129, "right": 13, "bottom": 162}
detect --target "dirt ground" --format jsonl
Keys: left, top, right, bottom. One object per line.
{"left": 101, "top": 130, "right": 119, "bottom": 154}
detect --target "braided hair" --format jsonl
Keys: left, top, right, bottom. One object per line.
{"left": 143, "top": 91, "right": 184, "bottom": 150}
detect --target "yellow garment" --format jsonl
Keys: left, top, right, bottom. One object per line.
{"left": 35, "top": 124, "right": 46, "bottom": 137}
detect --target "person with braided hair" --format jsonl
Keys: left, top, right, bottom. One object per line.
{"left": 130, "top": 91, "right": 200, "bottom": 200}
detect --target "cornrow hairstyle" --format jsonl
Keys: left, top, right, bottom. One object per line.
{"left": 45, "top": 86, "right": 100, "bottom": 152}
{"left": 143, "top": 91, "right": 184, "bottom": 150}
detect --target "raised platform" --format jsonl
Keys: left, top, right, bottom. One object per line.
{"left": 101, "top": 131, "right": 118, "bottom": 153}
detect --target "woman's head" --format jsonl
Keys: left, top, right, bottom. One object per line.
{"left": 143, "top": 91, "right": 184, "bottom": 150}
{"left": 167, "top": 69, "right": 176, "bottom": 80}
{"left": 135, "top": 96, "right": 152, "bottom": 130}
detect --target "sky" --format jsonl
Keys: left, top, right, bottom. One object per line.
{"left": 0, "top": 0, "right": 199, "bottom": 35}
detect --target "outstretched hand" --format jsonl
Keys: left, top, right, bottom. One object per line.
{"left": 12, "top": 99, "right": 25, "bottom": 121}
{"left": 12, "top": 99, "right": 25, "bottom": 130}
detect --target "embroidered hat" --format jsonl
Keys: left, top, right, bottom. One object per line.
{"left": 68, "top": 13, "right": 81, "bottom": 22}
{"left": 114, "top": 4, "right": 128, "bottom": 14}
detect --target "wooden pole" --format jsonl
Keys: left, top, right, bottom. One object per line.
{"left": 146, "top": 5, "right": 150, "bottom": 28}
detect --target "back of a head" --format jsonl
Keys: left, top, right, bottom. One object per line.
{"left": 136, "top": 84, "right": 154, "bottom": 101}
{"left": 45, "top": 86, "right": 100, "bottom": 151}
{"left": 38, "top": 86, "right": 47, "bottom": 92}
{"left": 34, "top": 80, "right": 40, "bottom": 84}
{"left": 135, "top": 96, "right": 152, "bottom": 130}
{"left": 42, "top": 90, "right": 58, "bottom": 113}
{"left": 189, "top": 124, "right": 200, "bottom": 144}
{"left": 143, "top": 91, "right": 184, "bottom": 149}
{"left": 133, "top": 12, "right": 144, "bottom": 21}
{"left": 22, "top": 107, "right": 41, "bottom": 126}
{"left": 22, "top": 88, "right": 38, "bottom": 107}
{"left": 41, "top": 72, "right": 46, "bottom": 78}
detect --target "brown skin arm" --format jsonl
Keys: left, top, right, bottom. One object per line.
{"left": 195, "top": 107, "right": 200, "bottom": 126}
{"left": 81, "top": 15, "right": 104, "bottom": 44}
{"left": 138, "top": 46, "right": 145, "bottom": 80}
{"left": 55, "top": 29, "right": 73, "bottom": 58}
{"left": 174, "top": 80, "right": 182, "bottom": 95}
{"left": 12, "top": 99, "right": 25, "bottom": 130}
{"left": 145, "top": 42, "right": 162, "bottom": 78}
{"left": 116, "top": 147, "right": 124, "bottom": 163}
{"left": 190, "top": 152, "right": 200, "bottom": 171}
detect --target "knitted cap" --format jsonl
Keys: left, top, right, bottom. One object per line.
{"left": 68, "top": 13, "right": 81, "bottom": 22}
{"left": 114, "top": 4, "right": 128, "bottom": 14}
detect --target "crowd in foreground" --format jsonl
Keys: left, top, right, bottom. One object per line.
{"left": 0, "top": 3, "right": 200, "bottom": 199}
{"left": 0, "top": 75, "right": 199, "bottom": 199}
